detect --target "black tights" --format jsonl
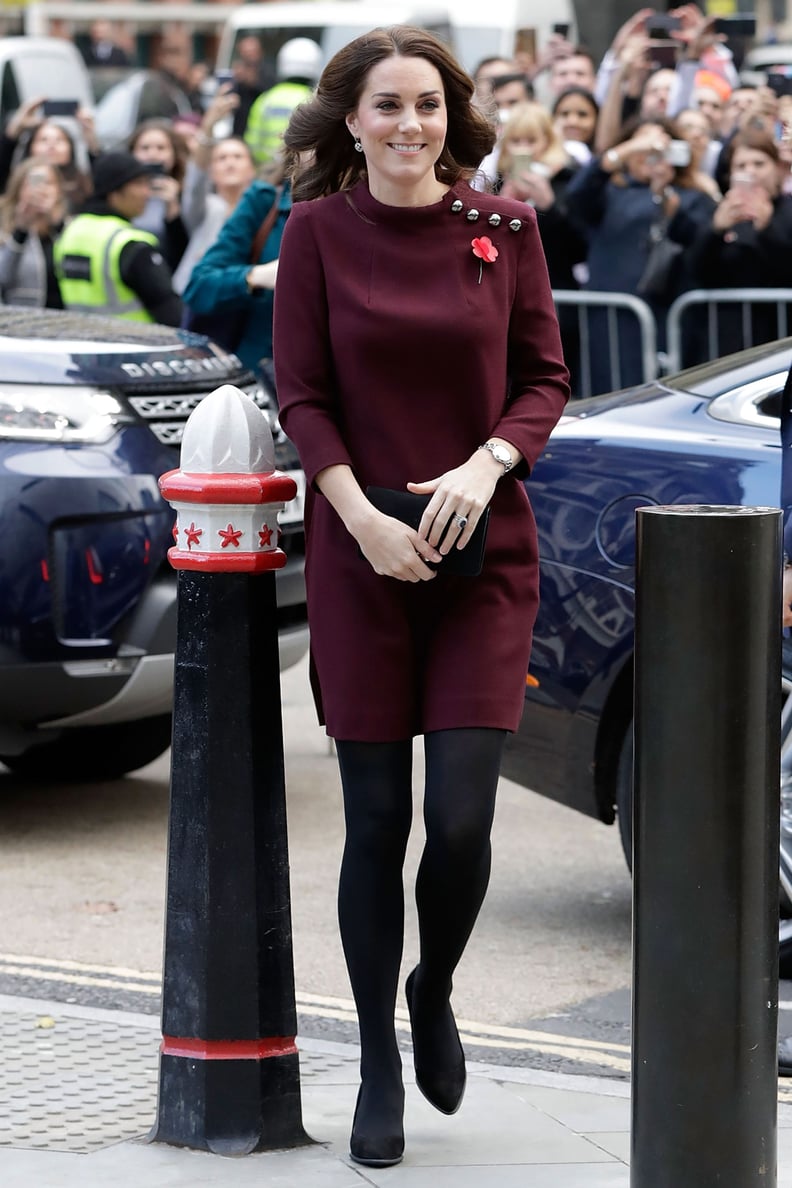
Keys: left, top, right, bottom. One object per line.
{"left": 336, "top": 728, "right": 505, "bottom": 1099}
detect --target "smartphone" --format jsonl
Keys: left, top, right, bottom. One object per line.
{"left": 145, "top": 162, "right": 166, "bottom": 177}
{"left": 650, "top": 41, "right": 678, "bottom": 69}
{"left": 509, "top": 151, "right": 534, "bottom": 180}
{"left": 648, "top": 14, "right": 682, "bottom": 37}
{"left": 713, "top": 15, "right": 757, "bottom": 37}
{"left": 42, "top": 99, "right": 79, "bottom": 118}
{"left": 767, "top": 71, "right": 792, "bottom": 98}
{"left": 665, "top": 139, "right": 691, "bottom": 167}
{"left": 513, "top": 28, "right": 536, "bottom": 59}
{"left": 215, "top": 69, "right": 236, "bottom": 87}
{"left": 552, "top": 23, "right": 570, "bottom": 38}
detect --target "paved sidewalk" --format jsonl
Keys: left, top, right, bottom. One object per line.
{"left": 1, "top": 993, "right": 791, "bottom": 1187}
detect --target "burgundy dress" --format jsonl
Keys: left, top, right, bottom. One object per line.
{"left": 273, "top": 179, "right": 569, "bottom": 740}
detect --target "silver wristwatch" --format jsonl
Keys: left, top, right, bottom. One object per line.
{"left": 478, "top": 440, "right": 514, "bottom": 473}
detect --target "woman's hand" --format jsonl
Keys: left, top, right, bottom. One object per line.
{"left": 6, "top": 96, "right": 44, "bottom": 141}
{"left": 151, "top": 174, "right": 181, "bottom": 220}
{"left": 356, "top": 509, "right": 442, "bottom": 582}
{"left": 784, "top": 565, "right": 792, "bottom": 629}
{"left": 407, "top": 452, "right": 502, "bottom": 556}
{"left": 202, "top": 84, "right": 239, "bottom": 134}
{"left": 76, "top": 108, "right": 99, "bottom": 154}
{"left": 712, "top": 187, "right": 754, "bottom": 231}
{"left": 506, "top": 168, "right": 555, "bottom": 211}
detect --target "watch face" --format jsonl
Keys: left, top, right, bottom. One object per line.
{"left": 492, "top": 445, "right": 510, "bottom": 464}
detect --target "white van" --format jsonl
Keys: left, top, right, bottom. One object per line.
{"left": 0, "top": 36, "right": 93, "bottom": 127}
{"left": 215, "top": 0, "right": 576, "bottom": 79}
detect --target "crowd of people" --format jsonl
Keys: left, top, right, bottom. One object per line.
{"left": 3, "top": 7, "right": 792, "bottom": 396}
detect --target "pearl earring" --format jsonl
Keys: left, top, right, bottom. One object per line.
{"left": 354, "top": 138, "right": 363, "bottom": 153}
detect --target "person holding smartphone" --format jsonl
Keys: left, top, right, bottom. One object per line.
{"left": 566, "top": 114, "right": 716, "bottom": 390}
{"left": 127, "top": 119, "right": 189, "bottom": 270}
{"left": 0, "top": 158, "right": 67, "bottom": 308}
{"left": 0, "top": 97, "right": 94, "bottom": 214}
{"left": 687, "top": 130, "right": 792, "bottom": 359}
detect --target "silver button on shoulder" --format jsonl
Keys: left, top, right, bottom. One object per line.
{"left": 488, "top": 213, "right": 501, "bottom": 227}
{"left": 466, "top": 208, "right": 479, "bottom": 221}
{"left": 509, "top": 218, "right": 522, "bottom": 231}
{"left": 450, "top": 199, "right": 463, "bottom": 213}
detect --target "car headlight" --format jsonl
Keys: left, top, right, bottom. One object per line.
{"left": 0, "top": 385, "right": 130, "bottom": 443}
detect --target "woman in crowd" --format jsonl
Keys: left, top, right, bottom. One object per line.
{"left": 172, "top": 84, "right": 257, "bottom": 293}
{"left": 274, "top": 23, "right": 568, "bottom": 1169}
{"left": 0, "top": 158, "right": 66, "bottom": 307}
{"left": 0, "top": 97, "right": 93, "bottom": 213}
{"left": 182, "top": 158, "right": 290, "bottom": 374}
{"left": 127, "top": 118, "right": 189, "bottom": 270}
{"left": 674, "top": 107, "right": 722, "bottom": 200}
{"left": 566, "top": 116, "right": 716, "bottom": 391}
{"left": 552, "top": 86, "right": 599, "bottom": 165}
{"left": 687, "top": 130, "right": 792, "bottom": 357}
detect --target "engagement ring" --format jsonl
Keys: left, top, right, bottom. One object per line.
{"left": 453, "top": 514, "right": 468, "bottom": 529}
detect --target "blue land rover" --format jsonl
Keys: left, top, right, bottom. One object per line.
{"left": 0, "top": 307, "right": 307, "bottom": 779}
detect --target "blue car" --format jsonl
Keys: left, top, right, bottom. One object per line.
{"left": 0, "top": 307, "right": 307, "bottom": 781}
{"left": 502, "top": 338, "right": 792, "bottom": 899}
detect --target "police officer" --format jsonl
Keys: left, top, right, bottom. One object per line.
{"left": 54, "top": 152, "right": 182, "bottom": 325}
{"left": 244, "top": 38, "right": 321, "bottom": 166}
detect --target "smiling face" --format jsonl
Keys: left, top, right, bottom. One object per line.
{"left": 345, "top": 54, "right": 448, "bottom": 206}
{"left": 553, "top": 93, "right": 597, "bottom": 144}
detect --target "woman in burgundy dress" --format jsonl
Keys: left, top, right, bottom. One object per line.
{"left": 273, "top": 25, "right": 569, "bottom": 1169}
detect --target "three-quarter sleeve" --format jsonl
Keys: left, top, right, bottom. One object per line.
{"left": 273, "top": 203, "right": 354, "bottom": 488}
{"left": 491, "top": 210, "right": 570, "bottom": 474}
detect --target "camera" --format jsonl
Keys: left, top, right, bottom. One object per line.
{"left": 42, "top": 99, "right": 79, "bottom": 118}
{"left": 713, "top": 15, "right": 757, "bottom": 38}
{"left": 552, "top": 23, "right": 570, "bottom": 38}
{"left": 665, "top": 139, "right": 691, "bottom": 168}
{"left": 647, "top": 14, "right": 682, "bottom": 37}
{"left": 767, "top": 71, "right": 792, "bottom": 98}
{"left": 650, "top": 42, "right": 678, "bottom": 69}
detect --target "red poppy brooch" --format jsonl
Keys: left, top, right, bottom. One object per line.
{"left": 471, "top": 236, "right": 498, "bottom": 283}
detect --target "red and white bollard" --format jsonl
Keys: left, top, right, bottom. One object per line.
{"left": 160, "top": 382, "right": 297, "bottom": 573}
{"left": 151, "top": 384, "right": 309, "bottom": 1155}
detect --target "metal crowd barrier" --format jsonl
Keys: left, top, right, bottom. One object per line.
{"left": 552, "top": 287, "right": 792, "bottom": 399}
{"left": 552, "top": 289, "right": 659, "bottom": 399}
{"left": 664, "top": 288, "right": 792, "bottom": 375}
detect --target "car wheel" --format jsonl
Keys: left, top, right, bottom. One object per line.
{"left": 0, "top": 715, "right": 172, "bottom": 782}
{"left": 617, "top": 673, "right": 792, "bottom": 911}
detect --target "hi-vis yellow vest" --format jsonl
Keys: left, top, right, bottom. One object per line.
{"left": 54, "top": 214, "right": 159, "bottom": 322}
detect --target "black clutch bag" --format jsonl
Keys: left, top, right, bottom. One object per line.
{"left": 366, "top": 486, "right": 490, "bottom": 577}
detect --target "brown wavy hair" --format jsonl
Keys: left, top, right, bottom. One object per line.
{"left": 284, "top": 25, "right": 496, "bottom": 201}
{"left": 127, "top": 119, "right": 189, "bottom": 186}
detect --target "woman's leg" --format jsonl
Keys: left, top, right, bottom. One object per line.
{"left": 335, "top": 738, "right": 414, "bottom": 1159}
{"left": 408, "top": 727, "right": 505, "bottom": 1110}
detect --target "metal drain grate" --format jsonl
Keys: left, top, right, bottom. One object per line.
{"left": 0, "top": 1012, "right": 159, "bottom": 1152}
{"left": 0, "top": 1010, "right": 361, "bottom": 1153}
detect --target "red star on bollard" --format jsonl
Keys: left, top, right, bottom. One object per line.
{"left": 219, "top": 523, "right": 243, "bottom": 548}
{"left": 259, "top": 524, "right": 273, "bottom": 548}
{"left": 185, "top": 522, "right": 203, "bottom": 550}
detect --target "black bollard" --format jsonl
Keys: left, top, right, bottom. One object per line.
{"left": 632, "top": 505, "right": 781, "bottom": 1188}
{"left": 150, "top": 385, "right": 310, "bottom": 1154}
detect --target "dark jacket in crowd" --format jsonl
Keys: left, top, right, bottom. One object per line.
{"left": 687, "top": 195, "right": 792, "bottom": 362}
{"left": 566, "top": 158, "right": 716, "bottom": 389}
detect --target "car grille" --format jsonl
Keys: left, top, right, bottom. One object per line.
{"left": 126, "top": 379, "right": 276, "bottom": 447}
